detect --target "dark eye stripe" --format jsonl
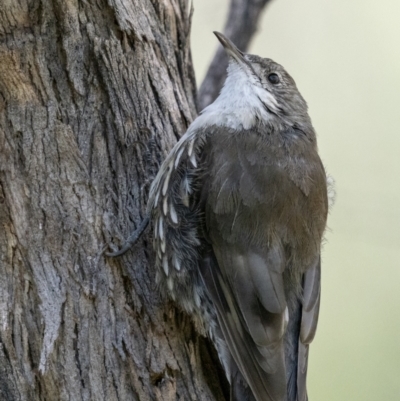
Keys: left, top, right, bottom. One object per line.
{"left": 268, "top": 73, "right": 280, "bottom": 84}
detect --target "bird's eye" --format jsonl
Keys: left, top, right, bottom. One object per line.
{"left": 268, "top": 73, "right": 280, "bottom": 84}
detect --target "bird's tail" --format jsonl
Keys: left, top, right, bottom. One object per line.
{"left": 231, "top": 367, "right": 257, "bottom": 401}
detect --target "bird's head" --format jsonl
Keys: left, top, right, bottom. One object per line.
{"left": 208, "top": 32, "right": 312, "bottom": 132}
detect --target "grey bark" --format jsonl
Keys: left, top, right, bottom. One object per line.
{"left": 0, "top": 1, "right": 227, "bottom": 400}
{"left": 197, "top": 0, "right": 273, "bottom": 111}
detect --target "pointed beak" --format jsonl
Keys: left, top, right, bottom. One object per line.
{"left": 214, "top": 32, "right": 249, "bottom": 68}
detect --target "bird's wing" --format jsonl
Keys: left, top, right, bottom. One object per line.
{"left": 197, "top": 129, "right": 290, "bottom": 401}
{"left": 198, "top": 128, "right": 325, "bottom": 401}
{"left": 149, "top": 127, "right": 206, "bottom": 284}
{"left": 297, "top": 258, "right": 321, "bottom": 401}
{"left": 200, "top": 243, "right": 288, "bottom": 401}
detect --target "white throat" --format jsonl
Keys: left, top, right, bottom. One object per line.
{"left": 193, "top": 61, "right": 279, "bottom": 131}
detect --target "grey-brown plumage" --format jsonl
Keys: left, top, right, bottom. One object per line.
{"left": 146, "top": 32, "right": 330, "bottom": 401}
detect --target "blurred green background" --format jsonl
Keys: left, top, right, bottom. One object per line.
{"left": 191, "top": 0, "right": 400, "bottom": 400}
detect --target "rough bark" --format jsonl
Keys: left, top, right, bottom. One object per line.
{"left": 0, "top": 1, "right": 228, "bottom": 400}
{"left": 197, "top": 0, "right": 273, "bottom": 111}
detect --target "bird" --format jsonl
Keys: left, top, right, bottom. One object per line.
{"left": 110, "top": 32, "right": 330, "bottom": 401}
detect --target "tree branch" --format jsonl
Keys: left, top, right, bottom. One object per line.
{"left": 197, "top": 0, "right": 273, "bottom": 111}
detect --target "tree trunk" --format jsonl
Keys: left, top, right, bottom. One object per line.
{"left": 0, "top": 1, "right": 227, "bottom": 400}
